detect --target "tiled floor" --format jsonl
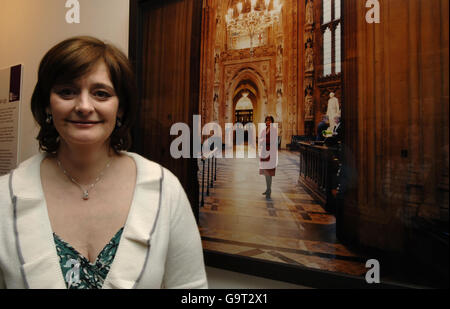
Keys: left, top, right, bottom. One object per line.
{"left": 198, "top": 146, "right": 368, "bottom": 277}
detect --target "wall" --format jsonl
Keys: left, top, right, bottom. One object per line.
{"left": 0, "top": 0, "right": 130, "bottom": 164}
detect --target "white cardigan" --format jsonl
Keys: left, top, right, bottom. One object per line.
{"left": 0, "top": 152, "right": 208, "bottom": 289}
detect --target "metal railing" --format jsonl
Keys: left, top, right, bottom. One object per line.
{"left": 200, "top": 147, "right": 218, "bottom": 208}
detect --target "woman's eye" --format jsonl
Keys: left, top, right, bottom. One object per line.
{"left": 94, "top": 90, "right": 112, "bottom": 99}
{"left": 56, "top": 88, "right": 76, "bottom": 98}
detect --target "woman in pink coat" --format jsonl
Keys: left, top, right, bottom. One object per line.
{"left": 259, "top": 115, "right": 278, "bottom": 200}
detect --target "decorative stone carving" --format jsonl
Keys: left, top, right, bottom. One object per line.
{"left": 305, "top": 41, "right": 314, "bottom": 72}
{"left": 304, "top": 88, "right": 314, "bottom": 121}
{"left": 306, "top": 0, "right": 314, "bottom": 25}
{"left": 277, "top": 44, "right": 283, "bottom": 76}
{"left": 303, "top": 0, "right": 315, "bottom": 133}
{"left": 221, "top": 45, "right": 276, "bottom": 62}
{"left": 198, "top": 0, "right": 300, "bottom": 149}
{"left": 304, "top": 31, "right": 313, "bottom": 45}
{"left": 305, "top": 76, "right": 313, "bottom": 90}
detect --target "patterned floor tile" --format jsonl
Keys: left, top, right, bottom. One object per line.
{"left": 198, "top": 147, "right": 367, "bottom": 277}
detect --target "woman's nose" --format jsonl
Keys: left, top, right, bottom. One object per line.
{"left": 74, "top": 91, "right": 94, "bottom": 114}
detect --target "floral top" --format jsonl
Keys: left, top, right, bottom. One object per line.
{"left": 52, "top": 227, "right": 124, "bottom": 289}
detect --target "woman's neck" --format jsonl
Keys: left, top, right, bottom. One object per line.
{"left": 54, "top": 142, "right": 117, "bottom": 185}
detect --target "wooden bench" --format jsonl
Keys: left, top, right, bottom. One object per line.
{"left": 287, "top": 135, "right": 313, "bottom": 151}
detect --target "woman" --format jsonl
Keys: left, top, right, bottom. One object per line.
{"left": 0, "top": 36, "right": 207, "bottom": 289}
{"left": 259, "top": 116, "right": 278, "bottom": 200}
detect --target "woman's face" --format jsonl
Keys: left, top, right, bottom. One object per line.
{"left": 48, "top": 61, "right": 121, "bottom": 149}
{"left": 265, "top": 118, "right": 272, "bottom": 127}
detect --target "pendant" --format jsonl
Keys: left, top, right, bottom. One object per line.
{"left": 82, "top": 191, "right": 89, "bottom": 200}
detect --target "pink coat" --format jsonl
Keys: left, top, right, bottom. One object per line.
{"left": 259, "top": 126, "right": 278, "bottom": 176}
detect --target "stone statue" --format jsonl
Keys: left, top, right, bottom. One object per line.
{"left": 305, "top": 42, "right": 314, "bottom": 72}
{"left": 277, "top": 45, "right": 283, "bottom": 75}
{"left": 326, "top": 92, "right": 341, "bottom": 131}
{"left": 306, "top": 0, "right": 314, "bottom": 25}
{"left": 304, "top": 90, "right": 314, "bottom": 120}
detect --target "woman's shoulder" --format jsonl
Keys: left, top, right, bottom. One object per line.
{"left": 0, "top": 154, "right": 45, "bottom": 209}
{"left": 122, "top": 151, "right": 182, "bottom": 188}
{"left": 0, "top": 153, "right": 45, "bottom": 188}
{"left": 122, "top": 152, "right": 188, "bottom": 217}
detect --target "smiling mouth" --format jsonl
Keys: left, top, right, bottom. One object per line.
{"left": 67, "top": 120, "right": 102, "bottom": 124}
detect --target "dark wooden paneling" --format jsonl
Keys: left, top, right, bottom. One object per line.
{"left": 339, "top": 0, "right": 449, "bottom": 284}
{"left": 129, "top": 0, "right": 202, "bottom": 221}
{"left": 338, "top": 0, "right": 359, "bottom": 244}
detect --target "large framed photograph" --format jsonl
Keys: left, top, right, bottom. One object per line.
{"left": 129, "top": 0, "right": 448, "bottom": 288}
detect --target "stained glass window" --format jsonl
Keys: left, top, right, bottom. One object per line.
{"left": 323, "top": 28, "right": 332, "bottom": 76}
{"left": 334, "top": 0, "right": 341, "bottom": 20}
{"left": 335, "top": 23, "right": 341, "bottom": 73}
{"left": 321, "top": 0, "right": 342, "bottom": 76}
{"left": 323, "top": 0, "right": 332, "bottom": 24}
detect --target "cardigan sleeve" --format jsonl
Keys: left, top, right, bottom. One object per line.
{"left": 162, "top": 180, "right": 208, "bottom": 289}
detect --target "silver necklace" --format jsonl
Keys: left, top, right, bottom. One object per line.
{"left": 56, "top": 159, "right": 111, "bottom": 200}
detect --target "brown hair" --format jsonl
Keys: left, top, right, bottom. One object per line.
{"left": 31, "top": 36, "right": 137, "bottom": 153}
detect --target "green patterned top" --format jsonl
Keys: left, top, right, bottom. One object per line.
{"left": 52, "top": 227, "right": 124, "bottom": 289}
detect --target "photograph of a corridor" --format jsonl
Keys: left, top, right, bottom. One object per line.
{"left": 196, "top": 0, "right": 372, "bottom": 282}
{"left": 170, "top": 0, "right": 448, "bottom": 289}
